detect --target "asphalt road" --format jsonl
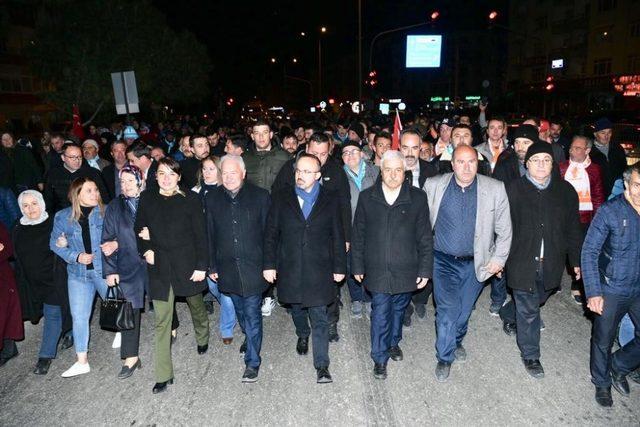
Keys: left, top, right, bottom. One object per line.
{"left": 1, "top": 275, "right": 639, "bottom": 426}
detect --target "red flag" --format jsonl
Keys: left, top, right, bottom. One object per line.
{"left": 391, "top": 108, "right": 403, "bottom": 150}
{"left": 72, "top": 104, "right": 85, "bottom": 140}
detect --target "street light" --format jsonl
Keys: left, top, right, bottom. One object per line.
{"left": 321, "top": 26, "right": 327, "bottom": 33}
{"left": 292, "top": 58, "right": 298, "bottom": 63}
{"left": 271, "top": 57, "right": 276, "bottom": 63}
{"left": 488, "top": 10, "right": 498, "bottom": 20}
{"left": 430, "top": 10, "right": 440, "bottom": 21}
{"left": 300, "top": 31, "right": 306, "bottom": 37}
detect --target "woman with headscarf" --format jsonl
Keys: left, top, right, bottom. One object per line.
{"left": 135, "top": 157, "right": 209, "bottom": 394}
{"left": 101, "top": 165, "right": 147, "bottom": 379}
{"left": 12, "top": 190, "right": 71, "bottom": 374}
{"left": 50, "top": 176, "right": 109, "bottom": 378}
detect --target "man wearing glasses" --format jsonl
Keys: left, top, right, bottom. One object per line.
{"left": 263, "top": 153, "right": 346, "bottom": 384}
{"left": 500, "top": 141, "right": 583, "bottom": 379}
{"left": 43, "top": 143, "right": 109, "bottom": 212}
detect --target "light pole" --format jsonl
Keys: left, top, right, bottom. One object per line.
{"left": 319, "top": 26, "right": 327, "bottom": 100}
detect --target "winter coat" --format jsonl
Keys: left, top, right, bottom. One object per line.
{"left": 243, "top": 147, "right": 290, "bottom": 192}
{"left": 0, "top": 223, "right": 24, "bottom": 343}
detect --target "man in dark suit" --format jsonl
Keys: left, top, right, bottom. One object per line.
{"left": 263, "top": 153, "right": 346, "bottom": 384}
{"left": 589, "top": 118, "right": 627, "bottom": 198}
{"left": 206, "top": 154, "right": 271, "bottom": 383}
{"left": 126, "top": 142, "right": 158, "bottom": 192}
{"left": 101, "top": 140, "right": 128, "bottom": 198}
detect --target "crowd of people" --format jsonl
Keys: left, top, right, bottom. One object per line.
{"left": 0, "top": 109, "right": 638, "bottom": 408}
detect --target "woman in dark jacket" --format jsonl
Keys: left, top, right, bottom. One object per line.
{"left": 101, "top": 165, "right": 146, "bottom": 379}
{"left": 134, "top": 157, "right": 209, "bottom": 394}
{"left": 0, "top": 222, "right": 24, "bottom": 367}
{"left": 12, "top": 190, "right": 70, "bottom": 374}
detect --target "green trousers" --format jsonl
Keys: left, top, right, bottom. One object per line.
{"left": 153, "top": 287, "right": 210, "bottom": 382}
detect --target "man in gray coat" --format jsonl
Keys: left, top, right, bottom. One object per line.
{"left": 423, "top": 145, "right": 512, "bottom": 382}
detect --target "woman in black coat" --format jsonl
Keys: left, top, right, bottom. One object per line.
{"left": 101, "top": 165, "right": 147, "bottom": 379}
{"left": 12, "top": 190, "right": 70, "bottom": 375}
{"left": 134, "top": 157, "right": 209, "bottom": 394}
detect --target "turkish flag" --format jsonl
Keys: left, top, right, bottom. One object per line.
{"left": 72, "top": 104, "right": 85, "bottom": 140}
{"left": 391, "top": 108, "right": 403, "bottom": 150}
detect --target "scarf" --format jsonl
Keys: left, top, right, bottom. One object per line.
{"left": 564, "top": 157, "right": 592, "bottom": 211}
{"left": 344, "top": 160, "right": 366, "bottom": 191}
{"left": 87, "top": 157, "right": 100, "bottom": 170}
{"left": 295, "top": 181, "right": 320, "bottom": 220}
{"left": 17, "top": 190, "right": 49, "bottom": 225}
{"left": 525, "top": 171, "right": 551, "bottom": 190}
{"left": 124, "top": 195, "right": 139, "bottom": 219}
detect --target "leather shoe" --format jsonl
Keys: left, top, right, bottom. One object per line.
{"left": 33, "top": 358, "right": 52, "bottom": 375}
{"left": 595, "top": 386, "right": 613, "bottom": 408}
{"left": 523, "top": 359, "right": 544, "bottom": 379}
{"left": 222, "top": 338, "right": 233, "bottom": 345}
{"left": 611, "top": 369, "right": 630, "bottom": 396}
{"left": 118, "top": 359, "right": 142, "bottom": 380}
{"left": 239, "top": 338, "right": 247, "bottom": 354}
{"left": 59, "top": 335, "right": 74, "bottom": 351}
{"left": 152, "top": 378, "right": 174, "bottom": 394}
{"left": 197, "top": 344, "right": 209, "bottom": 355}
{"left": 435, "top": 362, "right": 451, "bottom": 382}
{"left": 296, "top": 337, "right": 309, "bottom": 355}
{"left": 373, "top": 363, "right": 387, "bottom": 380}
{"left": 389, "top": 346, "right": 403, "bottom": 361}
{"left": 316, "top": 367, "right": 332, "bottom": 383}
{"left": 328, "top": 323, "right": 339, "bottom": 343}
{"left": 503, "top": 322, "right": 517, "bottom": 336}
{"left": 242, "top": 366, "right": 259, "bottom": 383}
{"left": 0, "top": 349, "right": 18, "bottom": 367}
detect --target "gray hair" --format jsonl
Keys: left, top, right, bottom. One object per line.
{"left": 572, "top": 135, "right": 593, "bottom": 149}
{"left": 380, "top": 150, "right": 406, "bottom": 169}
{"left": 219, "top": 154, "right": 245, "bottom": 172}
{"left": 623, "top": 163, "right": 640, "bottom": 183}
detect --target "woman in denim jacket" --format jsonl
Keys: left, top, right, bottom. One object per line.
{"left": 50, "top": 177, "right": 108, "bottom": 378}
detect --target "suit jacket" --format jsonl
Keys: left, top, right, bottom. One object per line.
{"left": 404, "top": 159, "right": 438, "bottom": 188}
{"left": 101, "top": 163, "right": 119, "bottom": 199}
{"left": 423, "top": 173, "right": 512, "bottom": 282}
{"left": 589, "top": 142, "right": 627, "bottom": 198}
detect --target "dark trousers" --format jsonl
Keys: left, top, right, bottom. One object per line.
{"left": 412, "top": 280, "right": 433, "bottom": 305}
{"left": 500, "top": 267, "right": 554, "bottom": 360}
{"left": 0, "top": 339, "right": 17, "bottom": 358}
{"left": 591, "top": 292, "right": 640, "bottom": 387}
{"left": 346, "top": 251, "right": 371, "bottom": 303}
{"left": 490, "top": 274, "right": 508, "bottom": 305}
{"left": 370, "top": 291, "right": 412, "bottom": 364}
{"left": 433, "top": 251, "right": 484, "bottom": 364}
{"left": 291, "top": 304, "right": 329, "bottom": 368}
{"left": 327, "top": 285, "right": 340, "bottom": 326}
{"left": 120, "top": 308, "right": 141, "bottom": 359}
{"left": 570, "top": 223, "right": 589, "bottom": 292}
{"left": 229, "top": 293, "right": 263, "bottom": 369}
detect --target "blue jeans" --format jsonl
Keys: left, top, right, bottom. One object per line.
{"left": 619, "top": 314, "right": 636, "bottom": 347}
{"left": 39, "top": 304, "right": 63, "bottom": 359}
{"left": 490, "top": 274, "right": 507, "bottom": 306}
{"left": 433, "top": 251, "right": 484, "bottom": 364}
{"left": 68, "top": 269, "right": 107, "bottom": 354}
{"left": 206, "top": 278, "right": 237, "bottom": 339}
{"left": 346, "top": 251, "right": 371, "bottom": 303}
{"left": 291, "top": 304, "right": 329, "bottom": 368}
{"left": 591, "top": 292, "right": 640, "bottom": 387}
{"left": 229, "top": 293, "right": 262, "bottom": 368}
{"left": 370, "top": 291, "right": 412, "bottom": 364}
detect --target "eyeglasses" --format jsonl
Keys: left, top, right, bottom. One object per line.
{"left": 64, "top": 155, "right": 82, "bottom": 161}
{"left": 527, "top": 158, "right": 553, "bottom": 165}
{"left": 342, "top": 150, "right": 361, "bottom": 157}
{"left": 295, "top": 169, "right": 320, "bottom": 175}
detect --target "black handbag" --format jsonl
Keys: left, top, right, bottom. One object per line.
{"left": 100, "top": 284, "right": 135, "bottom": 331}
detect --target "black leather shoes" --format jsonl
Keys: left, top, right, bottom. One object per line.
{"left": 328, "top": 323, "right": 339, "bottom": 343}
{"left": 373, "top": 363, "right": 387, "bottom": 379}
{"left": 33, "top": 358, "right": 52, "bottom": 375}
{"left": 59, "top": 335, "right": 74, "bottom": 351}
{"left": 611, "top": 369, "right": 630, "bottom": 396}
{"left": 296, "top": 337, "right": 309, "bottom": 355}
{"left": 523, "top": 359, "right": 544, "bottom": 379}
{"left": 152, "top": 378, "right": 174, "bottom": 394}
{"left": 389, "top": 346, "right": 403, "bottom": 361}
{"left": 197, "top": 344, "right": 209, "bottom": 355}
{"left": 0, "top": 349, "right": 18, "bottom": 367}
{"left": 435, "top": 362, "right": 451, "bottom": 382}
{"left": 595, "top": 386, "right": 613, "bottom": 408}
{"left": 316, "top": 367, "right": 332, "bottom": 383}
{"left": 503, "top": 322, "right": 517, "bottom": 336}
{"left": 239, "top": 338, "right": 247, "bottom": 354}
{"left": 118, "top": 359, "right": 142, "bottom": 380}
{"left": 242, "top": 366, "right": 259, "bottom": 383}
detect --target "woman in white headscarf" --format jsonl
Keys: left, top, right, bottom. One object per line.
{"left": 12, "top": 190, "right": 70, "bottom": 375}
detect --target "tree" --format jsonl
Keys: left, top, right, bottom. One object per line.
{"left": 26, "top": 0, "right": 212, "bottom": 120}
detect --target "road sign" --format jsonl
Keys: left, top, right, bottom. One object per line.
{"left": 111, "top": 71, "right": 139, "bottom": 116}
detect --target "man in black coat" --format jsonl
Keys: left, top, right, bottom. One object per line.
{"left": 352, "top": 150, "right": 433, "bottom": 380}
{"left": 590, "top": 118, "right": 627, "bottom": 198}
{"left": 205, "top": 154, "right": 271, "bottom": 383}
{"left": 43, "top": 143, "right": 110, "bottom": 213}
{"left": 499, "top": 141, "right": 582, "bottom": 379}
{"left": 126, "top": 142, "right": 158, "bottom": 193}
{"left": 263, "top": 153, "right": 346, "bottom": 384}
{"left": 271, "top": 132, "right": 351, "bottom": 342}
{"left": 101, "top": 140, "right": 128, "bottom": 198}
{"left": 180, "top": 134, "right": 210, "bottom": 190}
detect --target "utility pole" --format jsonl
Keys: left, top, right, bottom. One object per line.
{"left": 357, "top": 0, "right": 362, "bottom": 102}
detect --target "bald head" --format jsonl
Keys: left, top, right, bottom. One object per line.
{"left": 451, "top": 145, "right": 478, "bottom": 187}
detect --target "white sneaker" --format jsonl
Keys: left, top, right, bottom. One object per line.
{"left": 112, "top": 332, "right": 122, "bottom": 349}
{"left": 61, "top": 361, "right": 90, "bottom": 378}
{"left": 261, "top": 297, "right": 276, "bottom": 317}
